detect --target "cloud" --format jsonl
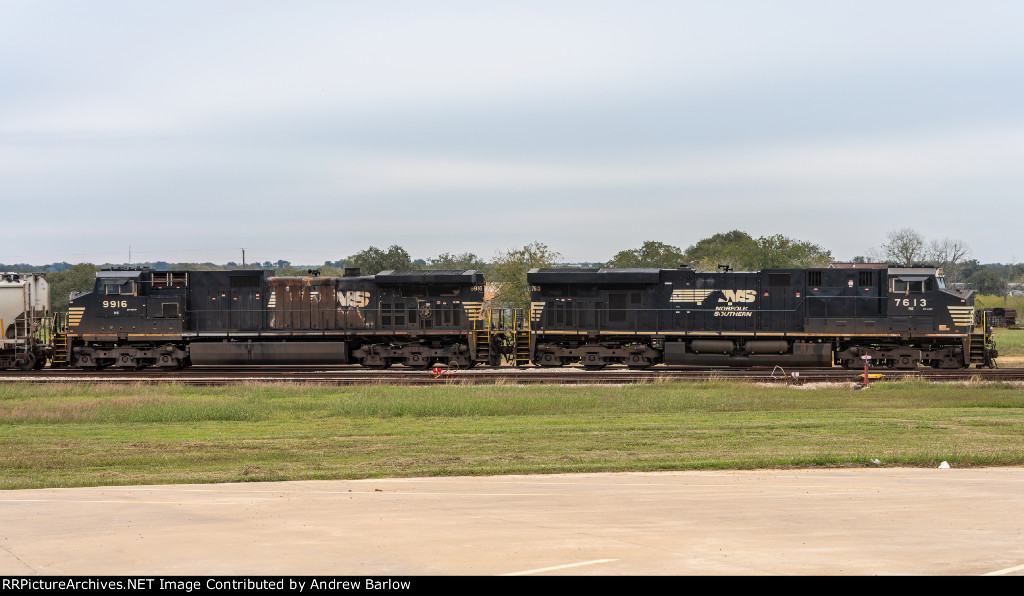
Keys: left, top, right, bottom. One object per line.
{"left": 1, "top": 1, "right": 1022, "bottom": 264}
{"left": 317, "top": 121, "right": 1024, "bottom": 194}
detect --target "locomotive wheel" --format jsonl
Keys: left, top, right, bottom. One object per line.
{"left": 625, "top": 353, "right": 653, "bottom": 370}
{"left": 447, "top": 354, "right": 471, "bottom": 369}
{"left": 536, "top": 352, "right": 564, "bottom": 367}
{"left": 404, "top": 352, "right": 434, "bottom": 370}
{"left": 33, "top": 356, "right": 47, "bottom": 370}
{"left": 156, "top": 354, "right": 179, "bottom": 369}
{"left": 16, "top": 353, "right": 36, "bottom": 371}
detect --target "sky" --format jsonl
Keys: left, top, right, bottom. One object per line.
{"left": 2, "top": 0, "right": 1023, "bottom": 266}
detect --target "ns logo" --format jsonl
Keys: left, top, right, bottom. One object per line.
{"left": 338, "top": 290, "right": 370, "bottom": 308}
{"left": 671, "top": 288, "right": 757, "bottom": 304}
{"left": 720, "top": 290, "right": 756, "bottom": 303}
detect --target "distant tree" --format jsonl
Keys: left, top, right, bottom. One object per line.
{"left": 957, "top": 259, "right": 983, "bottom": 280}
{"left": 682, "top": 230, "right": 759, "bottom": 270}
{"left": 870, "top": 229, "right": 973, "bottom": 278}
{"left": 491, "top": 242, "right": 560, "bottom": 310}
{"left": 45, "top": 262, "right": 72, "bottom": 272}
{"left": 1011, "top": 260, "right": 1024, "bottom": 284}
{"left": 749, "top": 234, "right": 832, "bottom": 269}
{"left": 968, "top": 269, "right": 1008, "bottom": 296}
{"left": 607, "top": 241, "right": 685, "bottom": 269}
{"left": 925, "top": 238, "right": 971, "bottom": 282}
{"left": 347, "top": 245, "right": 416, "bottom": 275}
{"left": 881, "top": 228, "right": 926, "bottom": 265}
{"left": 47, "top": 264, "right": 100, "bottom": 313}
{"left": 425, "top": 252, "right": 487, "bottom": 271}
{"left": 172, "top": 263, "right": 223, "bottom": 271}
{"left": 681, "top": 231, "right": 830, "bottom": 270}
{"left": 275, "top": 260, "right": 291, "bottom": 268}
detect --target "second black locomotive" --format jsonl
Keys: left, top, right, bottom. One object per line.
{"left": 527, "top": 265, "right": 994, "bottom": 369}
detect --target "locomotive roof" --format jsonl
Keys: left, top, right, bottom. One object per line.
{"left": 528, "top": 268, "right": 662, "bottom": 283}
{"left": 96, "top": 269, "right": 144, "bottom": 279}
{"left": 375, "top": 270, "right": 484, "bottom": 284}
{"left": 888, "top": 267, "right": 938, "bottom": 276}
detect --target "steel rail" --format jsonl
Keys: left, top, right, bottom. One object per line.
{"left": 2, "top": 366, "right": 1022, "bottom": 386}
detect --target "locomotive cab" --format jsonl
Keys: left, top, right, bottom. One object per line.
{"left": 831, "top": 266, "right": 985, "bottom": 369}
{"left": 884, "top": 267, "right": 974, "bottom": 335}
{"left": 66, "top": 268, "right": 190, "bottom": 369}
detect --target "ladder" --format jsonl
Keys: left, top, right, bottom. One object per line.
{"left": 473, "top": 327, "right": 492, "bottom": 366}
{"left": 50, "top": 312, "right": 69, "bottom": 367}
{"left": 514, "top": 328, "right": 531, "bottom": 366}
{"left": 510, "top": 308, "right": 531, "bottom": 366}
{"left": 52, "top": 333, "right": 69, "bottom": 366}
{"left": 968, "top": 310, "right": 992, "bottom": 367}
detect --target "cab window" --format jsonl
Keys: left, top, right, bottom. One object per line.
{"left": 103, "top": 281, "right": 135, "bottom": 295}
{"left": 890, "top": 278, "right": 929, "bottom": 295}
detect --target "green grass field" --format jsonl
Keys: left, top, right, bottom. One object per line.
{"left": 994, "top": 328, "right": 1024, "bottom": 354}
{"left": 994, "top": 328, "right": 1024, "bottom": 366}
{"left": 2, "top": 379, "right": 1023, "bottom": 490}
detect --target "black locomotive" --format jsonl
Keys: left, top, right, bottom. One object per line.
{"left": 58, "top": 268, "right": 487, "bottom": 369}
{"left": 527, "top": 265, "right": 996, "bottom": 369}
{"left": 55, "top": 264, "right": 996, "bottom": 370}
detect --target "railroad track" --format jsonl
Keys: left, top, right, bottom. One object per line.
{"left": 2, "top": 365, "right": 1023, "bottom": 385}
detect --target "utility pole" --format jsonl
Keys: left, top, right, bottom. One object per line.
{"left": 242, "top": 249, "right": 246, "bottom": 267}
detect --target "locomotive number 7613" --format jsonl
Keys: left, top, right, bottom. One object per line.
{"left": 894, "top": 298, "right": 926, "bottom": 307}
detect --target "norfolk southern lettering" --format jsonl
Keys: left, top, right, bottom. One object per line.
{"left": 713, "top": 306, "right": 753, "bottom": 317}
